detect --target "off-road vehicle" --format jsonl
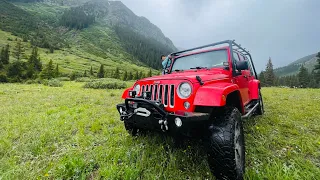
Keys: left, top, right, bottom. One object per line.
{"left": 116, "top": 40, "right": 264, "bottom": 180}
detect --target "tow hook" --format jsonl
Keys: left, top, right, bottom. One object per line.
{"left": 159, "top": 119, "right": 169, "bottom": 132}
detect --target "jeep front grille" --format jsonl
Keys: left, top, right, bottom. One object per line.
{"left": 141, "top": 84, "right": 175, "bottom": 107}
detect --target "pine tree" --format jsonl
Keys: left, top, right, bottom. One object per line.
{"left": 97, "top": 64, "right": 105, "bottom": 78}
{"left": 134, "top": 71, "right": 139, "bottom": 80}
{"left": 264, "top": 57, "right": 275, "bottom": 87}
{"left": 315, "top": 52, "right": 320, "bottom": 84}
{"left": 308, "top": 71, "right": 317, "bottom": 88}
{"left": 123, "top": 70, "right": 128, "bottom": 81}
{"left": 84, "top": 70, "right": 87, "bottom": 77}
{"left": 40, "top": 60, "right": 55, "bottom": 79}
{"left": 258, "top": 71, "right": 265, "bottom": 87}
{"left": 148, "top": 69, "right": 152, "bottom": 77}
{"left": 128, "top": 72, "right": 133, "bottom": 80}
{"left": 315, "top": 52, "right": 320, "bottom": 70}
{"left": 7, "top": 61, "right": 24, "bottom": 81}
{"left": 113, "top": 67, "right": 120, "bottom": 79}
{"left": 2, "top": 44, "right": 10, "bottom": 65}
{"left": 297, "top": 65, "right": 309, "bottom": 88}
{"left": 90, "top": 66, "right": 94, "bottom": 76}
{"left": 54, "top": 64, "right": 59, "bottom": 77}
{"left": 14, "top": 40, "right": 24, "bottom": 61}
{"left": 26, "top": 47, "right": 42, "bottom": 78}
{"left": 0, "top": 48, "right": 4, "bottom": 69}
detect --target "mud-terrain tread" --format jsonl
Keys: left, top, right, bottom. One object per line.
{"left": 256, "top": 90, "right": 264, "bottom": 115}
{"left": 124, "top": 122, "right": 138, "bottom": 136}
{"left": 207, "top": 107, "right": 245, "bottom": 180}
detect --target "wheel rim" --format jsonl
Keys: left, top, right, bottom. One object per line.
{"left": 234, "top": 120, "right": 244, "bottom": 174}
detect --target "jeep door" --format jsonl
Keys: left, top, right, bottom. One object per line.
{"left": 233, "top": 52, "right": 250, "bottom": 105}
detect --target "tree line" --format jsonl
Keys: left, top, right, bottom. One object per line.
{"left": 85, "top": 65, "right": 152, "bottom": 81}
{"left": 259, "top": 53, "right": 320, "bottom": 88}
{"left": 0, "top": 42, "right": 59, "bottom": 83}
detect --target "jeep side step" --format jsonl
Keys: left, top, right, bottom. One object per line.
{"left": 242, "top": 102, "right": 259, "bottom": 119}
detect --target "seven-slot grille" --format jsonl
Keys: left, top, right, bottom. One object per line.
{"left": 141, "top": 84, "right": 175, "bottom": 107}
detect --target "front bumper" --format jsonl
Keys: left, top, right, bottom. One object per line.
{"left": 116, "top": 98, "right": 210, "bottom": 137}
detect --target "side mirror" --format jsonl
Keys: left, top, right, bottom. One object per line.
{"left": 236, "top": 61, "right": 248, "bottom": 71}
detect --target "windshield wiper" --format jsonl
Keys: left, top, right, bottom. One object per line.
{"left": 174, "top": 69, "right": 183, "bottom": 72}
{"left": 190, "top": 66, "right": 208, "bottom": 70}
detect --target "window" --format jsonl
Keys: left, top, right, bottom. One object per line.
{"left": 171, "top": 50, "right": 228, "bottom": 72}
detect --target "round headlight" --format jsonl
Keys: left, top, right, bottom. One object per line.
{"left": 177, "top": 82, "right": 192, "bottom": 99}
{"left": 134, "top": 84, "right": 140, "bottom": 94}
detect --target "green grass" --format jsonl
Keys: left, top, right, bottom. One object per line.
{"left": 0, "top": 83, "right": 319, "bottom": 179}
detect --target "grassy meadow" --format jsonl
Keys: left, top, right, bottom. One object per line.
{"left": 0, "top": 81, "right": 319, "bottom": 180}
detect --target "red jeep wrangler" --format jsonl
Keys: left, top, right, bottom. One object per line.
{"left": 116, "top": 40, "right": 264, "bottom": 180}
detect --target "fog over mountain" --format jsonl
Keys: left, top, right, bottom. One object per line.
{"left": 121, "top": 0, "right": 320, "bottom": 72}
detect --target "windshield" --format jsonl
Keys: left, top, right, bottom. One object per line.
{"left": 171, "top": 50, "right": 228, "bottom": 72}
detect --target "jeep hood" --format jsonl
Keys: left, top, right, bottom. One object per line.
{"left": 139, "top": 70, "right": 230, "bottom": 84}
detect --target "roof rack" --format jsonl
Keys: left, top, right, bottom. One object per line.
{"left": 170, "top": 40, "right": 258, "bottom": 78}
{"left": 171, "top": 40, "right": 251, "bottom": 57}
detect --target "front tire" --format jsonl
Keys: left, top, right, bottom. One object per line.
{"left": 206, "top": 107, "right": 245, "bottom": 180}
{"left": 124, "top": 121, "right": 138, "bottom": 136}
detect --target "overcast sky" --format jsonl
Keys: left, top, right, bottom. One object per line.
{"left": 120, "top": 0, "right": 320, "bottom": 72}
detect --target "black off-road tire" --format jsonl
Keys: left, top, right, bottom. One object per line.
{"left": 124, "top": 121, "right": 139, "bottom": 136}
{"left": 124, "top": 122, "right": 146, "bottom": 136}
{"left": 206, "top": 107, "right": 245, "bottom": 180}
{"left": 256, "top": 89, "right": 264, "bottom": 115}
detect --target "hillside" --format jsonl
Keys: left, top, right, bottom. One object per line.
{"left": 274, "top": 53, "right": 318, "bottom": 77}
{"left": 0, "top": 0, "right": 177, "bottom": 77}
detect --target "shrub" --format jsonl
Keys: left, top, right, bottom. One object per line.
{"left": 0, "top": 74, "right": 8, "bottom": 83}
{"left": 83, "top": 81, "right": 126, "bottom": 89}
{"left": 47, "top": 79, "right": 63, "bottom": 87}
{"left": 56, "top": 77, "right": 70, "bottom": 81}
{"left": 75, "top": 77, "right": 94, "bottom": 82}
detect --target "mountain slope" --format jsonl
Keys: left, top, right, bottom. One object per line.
{"left": 274, "top": 53, "right": 318, "bottom": 77}
{"left": 0, "top": 0, "right": 176, "bottom": 74}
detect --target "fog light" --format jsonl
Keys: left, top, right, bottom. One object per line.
{"left": 119, "top": 107, "right": 123, "bottom": 113}
{"left": 184, "top": 101, "right": 190, "bottom": 109}
{"left": 175, "top": 117, "right": 182, "bottom": 127}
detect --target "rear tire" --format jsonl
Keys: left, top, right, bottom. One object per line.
{"left": 206, "top": 107, "right": 245, "bottom": 180}
{"left": 256, "top": 89, "right": 264, "bottom": 115}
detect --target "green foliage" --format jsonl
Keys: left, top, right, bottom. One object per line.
{"left": 113, "top": 67, "right": 120, "bottom": 79}
{"left": 27, "top": 47, "right": 42, "bottom": 78}
{"left": 40, "top": 60, "right": 55, "bottom": 79}
{"left": 128, "top": 71, "right": 133, "bottom": 80}
{"left": 297, "top": 65, "right": 309, "bottom": 88}
{"left": 0, "top": 1, "right": 66, "bottom": 49}
{"left": 148, "top": 69, "right": 152, "bottom": 77}
{"left": 0, "top": 45, "right": 10, "bottom": 65}
{"left": 54, "top": 64, "right": 59, "bottom": 77}
{"left": 7, "top": 61, "right": 25, "bottom": 82}
{"left": 84, "top": 80, "right": 127, "bottom": 89}
{"left": 122, "top": 70, "right": 127, "bottom": 81}
{"left": 264, "top": 58, "right": 275, "bottom": 87}
{"left": 0, "top": 74, "right": 8, "bottom": 83}
{"left": 47, "top": 79, "right": 63, "bottom": 87}
{"left": 97, "top": 64, "right": 104, "bottom": 78}
{"left": 90, "top": 66, "right": 94, "bottom": 76}
{"left": 75, "top": 77, "right": 93, "bottom": 82}
{"left": 114, "top": 25, "right": 173, "bottom": 70}
{"left": 258, "top": 71, "right": 265, "bottom": 87}
{"left": 13, "top": 40, "right": 24, "bottom": 61}
{"left": 83, "top": 70, "right": 87, "bottom": 77}
{"left": 60, "top": 6, "right": 95, "bottom": 30}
